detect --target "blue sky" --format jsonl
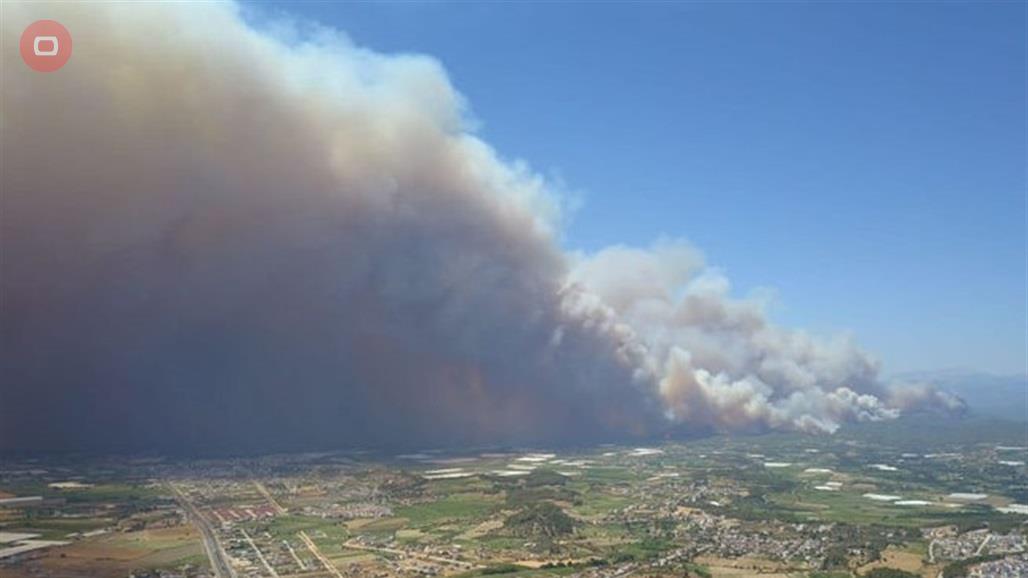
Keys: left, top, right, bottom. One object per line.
{"left": 257, "top": 1, "right": 1026, "bottom": 376}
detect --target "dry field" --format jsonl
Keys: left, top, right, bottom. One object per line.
{"left": 695, "top": 555, "right": 803, "bottom": 578}
{"left": 857, "top": 545, "right": 942, "bottom": 578}
{"left": 3, "top": 524, "right": 204, "bottom": 578}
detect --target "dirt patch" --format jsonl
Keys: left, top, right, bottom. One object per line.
{"left": 456, "top": 517, "right": 504, "bottom": 540}
{"left": 701, "top": 567, "right": 794, "bottom": 578}
{"left": 2, "top": 524, "right": 204, "bottom": 578}
{"left": 346, "top": 517, "right": 408, "bottom": 532}
{"left": 695, "top": 555, "right": 801, "bottom": 577}
{"left": 858, "top": 545, "right": 937, "bottom": 577}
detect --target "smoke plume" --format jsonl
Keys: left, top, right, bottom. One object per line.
{"left": 0, "top": 2, "right": 961, "bottom": 453}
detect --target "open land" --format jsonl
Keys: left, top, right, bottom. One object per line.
{"left": 1, "top": 415, "right": 1025, "bottom": 578}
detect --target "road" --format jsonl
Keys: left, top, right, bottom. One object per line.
{"left": 974, "top": 533, "right": 991, "bottom": 556}
{"left": 299, "top": 531, "right": 344, "bottom": 578}
{"left": 284, "top": 539, "right": 308, "bottom": 571}
{"left": 171, "top": 483, "right": 238, "bottom": 578}
{"left": 242, "top": 528, "right": 280, "bottom": 577}
{"left": 253, "top": 480, "right": 287, "bottom": 515}
{"left": 341, "top": 539, "right": 482, "bottom": 570}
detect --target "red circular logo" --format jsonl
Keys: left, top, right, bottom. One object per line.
{"left": 20, "top": 20, "right": 72, "bottom": 73}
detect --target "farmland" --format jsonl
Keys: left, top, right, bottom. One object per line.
{"left": 1, "top": 415, "right": 1025, "bottom": 578}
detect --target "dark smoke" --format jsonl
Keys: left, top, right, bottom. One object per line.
{"left": 0, "top": 2, "right": 961, "bottom": 454}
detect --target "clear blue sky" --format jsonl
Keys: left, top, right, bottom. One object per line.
{"left": 256, "top": 1, "right": 1026, "bottom": 376}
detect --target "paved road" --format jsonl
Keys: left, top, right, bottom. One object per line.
{"left": 172, "top": 484, "right": 237, "bottom": 578}
{"left": 975, "top": 533, "right": 991, "bottom": 556}
{"left": 299, "top": 531, "right": 343, "bottom": 578}
{"left": 241, "top": 528, "right": 279, "bottom": 577}
{"left": 253, "top": 480, "right": 286, "bottom": 515}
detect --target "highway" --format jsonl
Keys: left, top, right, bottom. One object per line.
{"left": 171, "top": 483, "right": 238, "bottom": 578}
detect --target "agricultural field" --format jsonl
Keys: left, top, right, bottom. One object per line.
{"left": 1, "top": 415, "right": 1025, "bottom": 578}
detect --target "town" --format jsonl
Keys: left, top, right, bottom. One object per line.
{"left": 1, "top": 416, "right": 1026, "bottom": 578}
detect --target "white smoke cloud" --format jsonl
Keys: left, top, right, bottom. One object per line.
{"left": 566, "top": 241, "right": 963, "bottom": 433}
{"left": 0, "top": 1, "right": 960, "bottom": 452}
{"left": 563, "top": 244, "right": 868, "bottom": 433}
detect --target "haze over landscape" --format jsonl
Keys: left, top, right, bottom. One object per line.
{"left": 1, "top": 2, "right": 1022, "bottom": 456}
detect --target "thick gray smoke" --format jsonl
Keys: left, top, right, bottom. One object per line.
{"left": 0, "top": 2, "right": 961, "bottom": 453}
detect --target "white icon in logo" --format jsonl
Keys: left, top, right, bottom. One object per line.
{"left": 33, "top": 36, "right": 59, "bottom": 57}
